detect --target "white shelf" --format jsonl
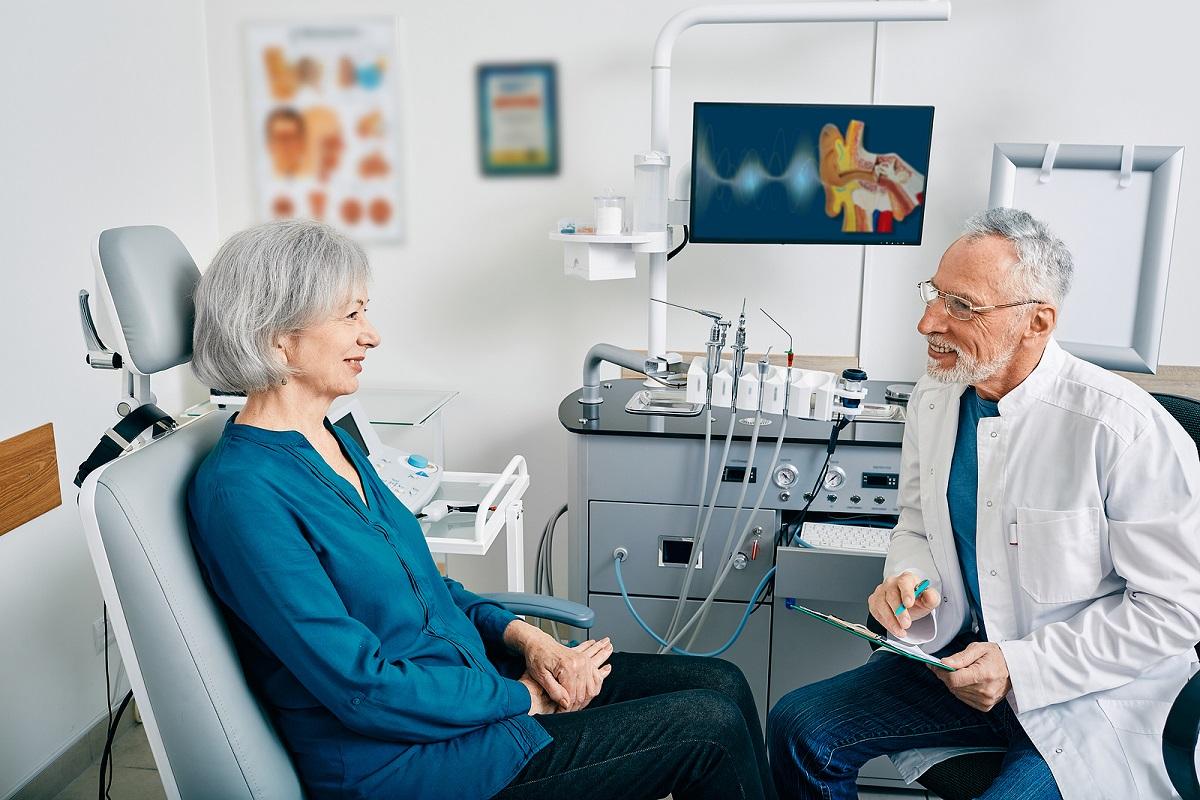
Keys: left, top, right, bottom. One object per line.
{"left": 549, "top": 232, "right": 653, "bottom": 244}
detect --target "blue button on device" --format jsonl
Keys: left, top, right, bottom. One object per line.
{"left": 406, "top": 454, "right": 429, "bottom": 469}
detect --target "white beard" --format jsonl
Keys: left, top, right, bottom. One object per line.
{"left": 926, "top": 333, "right": 1019, "bottom": 385}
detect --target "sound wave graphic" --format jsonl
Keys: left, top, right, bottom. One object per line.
{"left": 694, "top": 125, "right": 821, "bottom": 213}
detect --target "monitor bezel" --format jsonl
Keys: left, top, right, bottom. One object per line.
{"left": 688, "top": 101, "right": 935, "bottom": 246}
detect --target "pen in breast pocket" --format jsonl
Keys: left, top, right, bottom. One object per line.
{"left": 894, "top": 579, "right": 931, "bottom": 616}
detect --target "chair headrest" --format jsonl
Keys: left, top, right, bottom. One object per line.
{"left": 91, "top": 226, "right": 200, "bottom": 376}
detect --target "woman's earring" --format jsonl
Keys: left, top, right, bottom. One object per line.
{"left": 281, "top": 375, "right": 288, "bottom": 385}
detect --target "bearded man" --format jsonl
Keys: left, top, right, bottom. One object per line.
{"left": 767, "top": 208, "right": 1200, "bottom": 800}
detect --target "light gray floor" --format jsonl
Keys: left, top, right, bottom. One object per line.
{"left": 48, "top": 722, "right": 936, "bottom": 799}
{"left": 51, "top": 723, "right": 165, "bottom": 800}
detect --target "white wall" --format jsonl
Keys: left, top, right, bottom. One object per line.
{"left": 0, "top": 2, "right": 217, "bottom": 795}
{"left": 4, "top": 1, "right": 1200, "bottom": 789}
{"left": 861, "top": 0, "right": 1200, "bottom": 380}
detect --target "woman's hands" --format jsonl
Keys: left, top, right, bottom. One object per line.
{"left": 505, "top": 620, "right": 613, "bottom": 713}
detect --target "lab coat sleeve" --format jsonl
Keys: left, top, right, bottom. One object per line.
{"left": 1000, "top": 418, "right": 1200, "bottom": 713}
{"left": 196, "top": 487, "right": 531, "bottom": 742}
{"left": 443, "top": 577, "right": 519, "bottom": 645}
{"left": 884, "top": 387, "right": 944, "bottom": 644}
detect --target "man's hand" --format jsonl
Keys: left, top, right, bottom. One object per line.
{"left": 868, "top": 572, "right": 941, "bottom": 638}
{"left": 504, "top": 620, "right": 613, "bottom": 712}
{"left": 931, "top": 641, "right": 1012, "bottom": 712}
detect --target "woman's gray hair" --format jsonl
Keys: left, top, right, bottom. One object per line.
{"left": 962, "top": 208, "right": 1074, "bottom": 306}
{"left": 191, "top": 219, "right": 371, "bottom": 394}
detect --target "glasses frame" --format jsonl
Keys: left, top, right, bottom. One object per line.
{"left": 918, "top": 280, "right": 1043, "bottom": 321}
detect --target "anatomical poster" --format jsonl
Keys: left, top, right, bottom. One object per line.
{"left": 244, "top": 18, "right": 404, "bottom": 242}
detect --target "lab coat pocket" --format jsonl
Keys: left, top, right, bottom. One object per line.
{"left": 1014, "top": 507, "right": 1102, "bottom": 604}
{"left": 1098, "top": 698, "right": 1175, "bottom": 799}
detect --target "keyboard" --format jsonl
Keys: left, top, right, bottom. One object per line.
{"left": 797, "top": 522, "right": 891, "bottom": 555}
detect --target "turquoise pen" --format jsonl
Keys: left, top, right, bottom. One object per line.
{"left": 894, "top": 579, "right": 931, "bottom": 616}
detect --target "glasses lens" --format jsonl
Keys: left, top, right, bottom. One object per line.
{"left": 918, "top": 281, "right": 937, "bottom": 304}
{"left": 945, "top": 295, "right": 973, "bottom": 320}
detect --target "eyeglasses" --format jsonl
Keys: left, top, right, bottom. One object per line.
{"left": 917, "top": 280, "right": 1043, "bottom": 322}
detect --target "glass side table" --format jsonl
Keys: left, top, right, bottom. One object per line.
{"left": 352, "top": 386, "right": 458, "bottom": 466}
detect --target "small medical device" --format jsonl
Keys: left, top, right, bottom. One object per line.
{"left": 690, "top": 102, "right": 935, "bottom": 245}
{"left": 795, "top": 522, "right": 891, "bottom": 555}
{"left": 326, "top": 397, "right": 442, "bottom": 514}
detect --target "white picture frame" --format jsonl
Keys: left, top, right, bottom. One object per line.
{"left": 988, "top": 142, "right": 1183, "bottom": 373}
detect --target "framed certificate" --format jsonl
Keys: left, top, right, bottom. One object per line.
{"left": 477, "top": 63, "right": 559, "bottom": 176}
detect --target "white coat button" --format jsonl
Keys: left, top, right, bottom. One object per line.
{"left": 986, "top": 500, "right": 993, "bottom": 508}
{"left": 929, "top": 403, "right": 935, "bottom": 409}
{"left": 990, "top": 570, "right": 998, "bottom": 576}
{"left": 929, "top": 468, "right": 935, "bottom": 475}
{"left": 1055, "top": 747, "right": 1063, "bottom": 754}
{"left": 990, "top": 431, "right": 998, "bottom": 438}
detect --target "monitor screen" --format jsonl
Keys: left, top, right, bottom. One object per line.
{"left": 690, "top": 103, "right": 934, "bottom": 245}
{"left": 331, "top": 412, "right": 370, "bottom": 457}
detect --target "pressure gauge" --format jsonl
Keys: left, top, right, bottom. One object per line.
{"left": 823, "top": 466, "right": 847, "bottom": 490}
{"left": 773, "top": 464, "right": 799, "bottom": 489}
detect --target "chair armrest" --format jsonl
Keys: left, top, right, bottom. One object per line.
{"left": 1164, "top": 669, "right": 1200, "bottom": 800}
{"left": 480, "top": 592, "right": 595, "bottom": 629}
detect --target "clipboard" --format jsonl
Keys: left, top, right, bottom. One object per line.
{"left": 783, "top": 598, "right": 955, "bottom": 671}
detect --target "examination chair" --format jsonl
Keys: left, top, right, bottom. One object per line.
{"left": 868, "top": 391, "right": 1200, "bottom": 800}
{"left": 76, "top": 225, "right": 593, "bottom": 799}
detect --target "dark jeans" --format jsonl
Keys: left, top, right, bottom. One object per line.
{"left": 767, "top": 648, "right": 1062, "bottom": 800}
{"left": 492, "top": 652, "right": 775, "bottom": 800}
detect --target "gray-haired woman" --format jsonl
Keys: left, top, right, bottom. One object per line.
{"left": 186, "top": 219, "right": 775, "bottom": 800}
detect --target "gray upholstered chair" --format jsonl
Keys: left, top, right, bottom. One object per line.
{"left": 76, "top": 226, "right": 592, "bottom": 799}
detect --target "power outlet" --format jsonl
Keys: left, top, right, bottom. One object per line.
{"left": 93, "top": 616, "right": 117, "bottom": 654}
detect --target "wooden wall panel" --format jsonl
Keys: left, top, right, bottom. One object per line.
{"left": 0, "top": 423, "right": 62, "bottom": 536}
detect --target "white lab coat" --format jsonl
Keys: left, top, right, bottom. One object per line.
{"left": 884, "top": 338, "right": 1200, "bottom": 799}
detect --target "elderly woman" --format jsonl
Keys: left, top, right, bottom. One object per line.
{"left": 187, "top": 220, "right": 775, "bottom": 800}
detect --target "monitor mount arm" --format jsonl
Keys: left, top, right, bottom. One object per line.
{"left": 638, "top": 1, "right": 951, "bottom": 360}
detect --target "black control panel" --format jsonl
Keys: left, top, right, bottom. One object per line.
{"left": 722, "top": 466, "right": 757, "bottom": 483}
{"left": 861, "top": 472, "right": 899, "bottom": 490}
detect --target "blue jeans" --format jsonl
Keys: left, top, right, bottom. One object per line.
{"left": 767, "top": 647, "right": 1063, "bottom": 800}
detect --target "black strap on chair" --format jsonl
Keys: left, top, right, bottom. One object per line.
{"left": 74, "top": 403, "right": 177, "bottom": 487}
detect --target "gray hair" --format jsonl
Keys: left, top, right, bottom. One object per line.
{"left": 191, "top": 219, "right": 371, "bottom": 394}
{"left": 962, "top": 208, "right": 1074, "bottom": 306}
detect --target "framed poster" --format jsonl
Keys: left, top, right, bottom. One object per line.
{"left": 989, "top": 143, "right": 1183, "bottom": 373}
{"left": 477, "top": 63, "right": 559, "bottom": 176}
{"left": 244, "top": 18, "right": 405, "bottom": 242}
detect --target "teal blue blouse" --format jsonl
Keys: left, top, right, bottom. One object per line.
{"left": 187, "top": 416, "right": 550, "bottom": 799}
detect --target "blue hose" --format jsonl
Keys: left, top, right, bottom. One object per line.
{"left": 613, "top": 555, "right": 775, "bottom": 657}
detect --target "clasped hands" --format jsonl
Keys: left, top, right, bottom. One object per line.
{"left": 869, "top": 572, "right": 1012, "bottom": 712}
{"left": 504, "top": 620, "right": 613, "bottom": 716}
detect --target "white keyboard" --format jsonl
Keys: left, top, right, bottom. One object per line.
{"left": 798, "top": 522, "right": 891, "bottom": 555}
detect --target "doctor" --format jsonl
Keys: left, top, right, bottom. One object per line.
{"left": 767, "top": 208, "right": 1200, "bottom": 799}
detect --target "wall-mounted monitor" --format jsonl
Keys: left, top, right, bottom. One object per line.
{"left": 690, "top": 102, "right": 935, "bottom": 245}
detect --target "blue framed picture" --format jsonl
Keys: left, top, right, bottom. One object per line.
{"left": 477, "top": 63, "right": 559, "bottom": 176}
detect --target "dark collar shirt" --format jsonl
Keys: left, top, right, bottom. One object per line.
{"left": 187, "top": 416, "right": 550, "bottom": 799}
